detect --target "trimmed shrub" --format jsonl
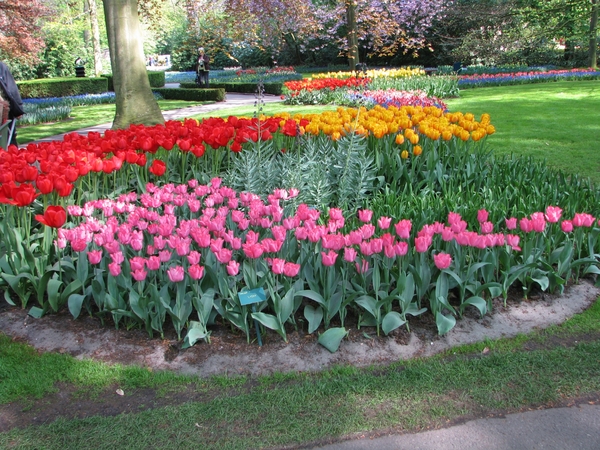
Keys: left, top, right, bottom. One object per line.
{"left": 180, "top": 81, "right": 284, "bottom": 95}
{"left": 17, "top": 77, "right": 109, "bottom": 99}
{"left": 152, "top": 88, "right": 226, "bottom": 102}
{"left": 103, "top": 71, "right": 166, "bottom": 91}
{"left": 147, "top": 71, "right": 166, "bottom": 88}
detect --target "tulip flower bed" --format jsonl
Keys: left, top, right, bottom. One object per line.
{"left": 311, "top": 67, "right": 426, "bottom": 79}
{"left": 458, "top": 68, "right": 600, "bottom": 88}
{"left": 1, "top": 105, "right": 600, "bottom": 351}
{"left": 283, "top": 70, "right": 459, "bottom": 105}
{"left": 343, "top": 90, "right": 448, "bottom": 110}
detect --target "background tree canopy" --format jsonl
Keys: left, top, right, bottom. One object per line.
{"left": 0, "top": 0, "right": 597, "bottom": 81}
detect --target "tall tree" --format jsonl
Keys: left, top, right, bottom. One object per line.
{"left": 589, "top": 0, "right": 598, "bottom": 67}
{"left": 0, "top": 1, "right": 49, "bottom": 63}
{"left": 518, "top": 0, "right": 599, "bottom": 66}
{"left": 86, "top": 0, "right": 104, "bottom": 76}
{"left": 102, "top": 0, "right": 164, "bottom": 129}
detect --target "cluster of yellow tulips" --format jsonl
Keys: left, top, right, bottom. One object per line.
{"left": 270, "top": 106, "right": 495, "bottom": 146}
{"left": 310, "top": 67, "right": 426, "bottom": 80}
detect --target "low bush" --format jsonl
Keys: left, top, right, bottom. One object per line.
{"left": 17, "top": 77, "right": 108, "bottom": 99}
{"left": 152, "top": 87, "right": 225, "bottom": 102}
{"left": 180, "top": 82, "right": 284, "bottom": 95}
{"left": 103, "top": 71, "right": 166, "bottom": 91}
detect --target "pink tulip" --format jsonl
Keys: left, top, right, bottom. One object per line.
{"left": 359, "top": 240, "right": 375, "bottom": 256}
{"left": 295, "top": 226, "right": 308, "bottom": 240}
{"left": 245, "top": 230, "right": 260, "bottom": 245}
{"left": 283, "top": 262, "right": 300, "bottom": 277}
{"left": 441, "top": 227, "right": 454, "bottom": 242}
{"left": 434, "top": 252, "right": 452, "bottom": 270}
{"left": 394, "top": 241, "right": 408, "bottom": 256}
{"left": 545, "top": 206, "right": 562, "bottom": 223}
{"left": 345, "top": 230, "right": 363, "bottom": 245}
{"left": 447, "top": 212, "right": 462, "bottom": 225}
{"left": 384, "top": 244, "right": 395, "bottom": 258}
{"left": 158, "top": 250, "right": 172, "bottom": 262}
{"left": 87, "top": 250, "right": 103, "bottom": 265}
{"left": 329, "top": 207, "right": 344, "bottom": 221}
{"left": 271, "top": 225, "right": 287, "bottom": 241}
{"left": 344, "top": 246, "right": 358, "bottom": 262}
{"left": 147, "top": 255, "right": 161, "bottom": 270}
{"left": 227, "top": 260, "right": 240, "bottom": 276}
{"left": 477, "top": 209, "right": 489, "bottom": 223}
{"left": 480, "top": 221, "right": 494, "bottom": 234}
{"left": 129, "top": 256, "right": 146, "bottom": 272}
{"left": 378, "top": 216, "right": 392, "bottom": 229}
{"left": 283, "top": 216, "right": 300, "bottom": 230}
{"left": 394, "top": 219, "right": 412, "bottom": 239}
{"left": 243, "top": 242, "right": 264, "bottom": 259}
{"left": 108, "top": 261, "right": 122, "bottom": 277}
{"left": 519, "top": 217, "right": 533, "bottom": 232}
{"left": 573, "top": 213, "right": 595, "bottom": 227}
{"left": 215, "top": 248, "right": 232, "bottom": 264}
{"left": 71, "top": 239, "right": 88, "bottom": 252}
{"left": 187, "top": 250, "right": 201, "bottom": 265}
{"left": 167, "top": 266, "right": 185, "bottom": 283}
{"left": 358, "top": 209, "right": 373, "bottom": 223}
{"left": 450, "top": 220, "right": 468, "bottom": 233}
{"left": 188, "top": 264, "right": 205, "bottom": 280}
{"left": 530, "top": 212, "right": 546, "bottom": 233}
{"left": 321, "top": 250, "right": 338, "bottom": 266}
{"left": 414, "top": 235, "right": 431, "bottom": 253}
{"left": 506, "top": 234, "right": 521, "bottom": 251}
{"left": 360, "top": 224, "right": 376, "bottom": 240}
{"left": 111, "top": 251, "right": 125, "bottom": 264}
{"left": 271, "top": 258, "right": 286, "bottom": 275}
{"left": 131, "top": 268, "right": 147, "bottom": 282}
{"left": 505, "top": 217, "right": 517, "bottom": 230}
{"left": 561, "top": 220, "right": 573, "bottom": 233}
{"left": 322, "top": 234, "right": 346, "bottom": 251}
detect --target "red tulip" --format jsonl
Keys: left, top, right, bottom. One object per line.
{"left": 35, "top": 205, "right": 67, "bottom": 228}
{"left": 149, "top": 159, "right": 167, "bottom": 176}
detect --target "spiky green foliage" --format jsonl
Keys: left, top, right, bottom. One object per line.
{"left": 225, "top": 134, "right": 378, "bottom": 212}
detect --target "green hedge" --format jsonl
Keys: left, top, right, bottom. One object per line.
{"left": 103, "top": 71, "right": 166, "bottom": 91}
{"left": 17, "top": 77, "right": 108, "bottom": 99}
{"left": 180, "top": 81, "right": 284, "bottom": 95}
{"left": 152, "top": 88, "right": 226, "bottom": 102}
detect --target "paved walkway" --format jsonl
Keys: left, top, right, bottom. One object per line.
{"left": 312, "top": 402, "right": 600, "bottom": 449}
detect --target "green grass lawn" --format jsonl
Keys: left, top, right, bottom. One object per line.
{"left": 1, "top": 300, "right": 599, "bottom": 449}
{"left": 445, "top": 80, "right": 600, "bottom": 184}
{"left": 2, "top": 81, "right": 600, "bottom": 449}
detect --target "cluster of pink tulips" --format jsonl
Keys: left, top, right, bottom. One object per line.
{"left": 50, "top": 177, "right": 600, "bottom": 341}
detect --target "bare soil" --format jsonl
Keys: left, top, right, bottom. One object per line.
{"left": 1, "top": 279, "right": 599, "bottom": 433}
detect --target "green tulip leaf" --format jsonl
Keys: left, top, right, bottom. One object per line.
{"left": 318, "top": 327, "right": 348, "bottom": 353}
{"left": 382, "top": 311, "right": 406, "bottom": 336}
{"left": 435, "top": 312, "right": 456, "bottom": 336}
{"left": 304, "top": 304, "right": 323, "bottom": 334}
{"left": 68, "top": 294, "right": 86, "bottom": 319}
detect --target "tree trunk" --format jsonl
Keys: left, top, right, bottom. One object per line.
{"left": 590, "top": 0, "right": 599, "bottom": 69}
{"left": 88, "top": 0, "right": 104, "bottom": 77}
{"left": 346, "top": 0, "right": 359, "bottom": 69}
{"left": 102, "top": 0, "right": 164, "bottom": 129}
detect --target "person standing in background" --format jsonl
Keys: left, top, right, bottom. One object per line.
{"left": 195, "top": 47, "right": 210, "bottom": 88}
{"left": 0, "top": 61, "right": 25, "bottom": 147}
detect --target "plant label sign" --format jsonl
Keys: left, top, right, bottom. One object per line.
{"left": 239, "top": 287, "right": 266, "bottom": 306}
